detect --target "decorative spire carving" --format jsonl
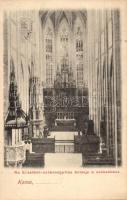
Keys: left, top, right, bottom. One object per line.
{"left": 5, "top": 58, "right": 27, "bottom": 128}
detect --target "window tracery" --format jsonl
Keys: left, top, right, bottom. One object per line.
{"left": 74, "top": 19, "right": 84, "bottom": 86}
{"left": 44, "top": 22, "right": 54, "bottom": 86}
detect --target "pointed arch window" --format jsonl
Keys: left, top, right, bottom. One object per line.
{"left": 60, "top": 26, "right": 69, "bottom": 43}
{"left": 74, "top": 18, "right": 84, "bottom": 86}
{"left": 45, "top": 28, "right": 53, "bottom": 53}
{"left": 77, "top": 63, "right": 83, "bottom": 86}
{"left": 46, "top": 64, "right": 53, "bottom": 85}
{"left": 58, "top": 18, "right": 70, "bottom": 67}
{"left": 76, "top": 39, "right": 83, "bottom": 52}
{"left": 75, "top": 26, "right": 83, "bottom": 52}
{"left": 44, "top": 19, "right": 54, "bottom": 86}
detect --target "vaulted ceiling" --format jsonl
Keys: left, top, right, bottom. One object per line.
{"left": 39, "top": 10, "right": 87, "bottom": 29}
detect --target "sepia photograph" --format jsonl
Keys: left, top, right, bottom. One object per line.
{"left": 3, "top": 9, "right": 121, "bottom": 168}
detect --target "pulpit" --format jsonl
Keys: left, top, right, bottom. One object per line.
{"left": 4, "top": 65, "right": 28, "bottom": 167}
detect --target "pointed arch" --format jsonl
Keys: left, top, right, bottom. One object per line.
{"left": 74, "top": 15, "right": 84, "bottom": 36}
{"left": 58, "top": 17, "right": 70, "bottom": 55}
{"left": 44, "top": 17, "right": 54, "bottom": 36}
{"left": 57, "top": 17, "right": 70, "bottom": 71}
{"left": 43, "top": 17, "right": 54, "bottom": 87}
{"left": 56, "top": 11, "right": 71, "bottom": 29}
{"left": 44, "top": 17, "right": 54, "bottom": 54}
{"left": 74, "top": 15, "right": 84, "bottom": 87}
{"left": 58, "top": 16, "right": 70, "bottom": 36}
{"left": 74, "top": 12, "right": 86, "bottom": 30}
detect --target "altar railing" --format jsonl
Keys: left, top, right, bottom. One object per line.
{"left": 55, "top": 144, "right": 74, "bottom": 153}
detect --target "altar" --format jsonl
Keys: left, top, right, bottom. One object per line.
{"left": 43, "top": 56, "right": 89, "bottom": 131}
{"left": 55, "top": 112, "right": 76, "bottom": 126}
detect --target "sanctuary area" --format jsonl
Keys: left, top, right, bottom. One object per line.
{"left": 4, "top": 10, "right": 121, "bottom": 167}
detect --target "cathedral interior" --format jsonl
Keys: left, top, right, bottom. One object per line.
{"left": 4, "top": 10, "right": 121, "bottom": 167}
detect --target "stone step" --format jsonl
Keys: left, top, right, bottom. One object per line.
{"left": 44, "top": 153, "right": 82, "bottom": 168}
